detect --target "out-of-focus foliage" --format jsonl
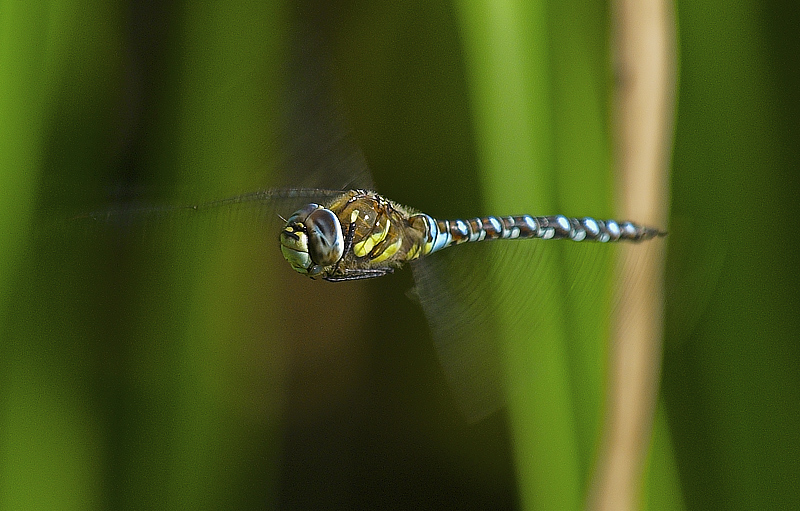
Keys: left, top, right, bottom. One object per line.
{"left": 1, "top": 1, "right": 797, "bottom": 510}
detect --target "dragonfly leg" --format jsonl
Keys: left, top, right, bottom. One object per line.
{"left": 324, "top": 218, "right": 395, "bottom": 281}
{"left": 330, "top": 219, "right": 357, "bottom": 277}
{"left": 323, "top": 267, "right": 394, "bottom": 282}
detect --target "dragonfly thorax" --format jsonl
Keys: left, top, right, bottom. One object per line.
{"left": 279, "top": 203, "right": 344, "bottom": 277}
{"left": 277, "top": 190, "right": 427, "bottom": 282}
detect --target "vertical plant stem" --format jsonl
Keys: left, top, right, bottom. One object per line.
{"left": 589, "top": 0, "right": 676, "bottom": 509}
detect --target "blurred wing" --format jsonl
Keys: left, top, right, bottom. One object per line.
{"left": 281, "top": 17, "right": 373, "bottom": 191}
{"left": 49, "top": 188, "right": 348, "bottom": 261}
{"left": 50, "top": 21, "right": 374, "bottom": 256}
{"left": 411, "top": 241, "right": 511, "bottom": 422}
{"left": 411, "top": 231, "right": 662, "bottom": 423}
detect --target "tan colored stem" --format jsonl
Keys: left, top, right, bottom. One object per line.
{"left": 588, "top": 0, "right": 675, "bottom": 509}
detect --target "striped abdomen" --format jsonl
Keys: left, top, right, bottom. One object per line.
{"left": 410, "top": 213, "right": 665, "bottom": 258}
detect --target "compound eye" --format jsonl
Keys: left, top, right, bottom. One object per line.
{"left": 306, "top": 208, "right": 344, "bottom": 266}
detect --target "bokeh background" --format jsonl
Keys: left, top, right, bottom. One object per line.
{"left": 1, "top": 1, "right": 798, "bottom": 510}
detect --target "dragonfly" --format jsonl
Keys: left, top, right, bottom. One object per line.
{"left": 81, "top": 186, "right": 663, "bottom": 284}
{"left": 279, "top": 188, "right": 664, "bottom": 282}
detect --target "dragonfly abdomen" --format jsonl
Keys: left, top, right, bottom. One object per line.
{"left": 417, "top": 213, "right": 664, "bottom": 257}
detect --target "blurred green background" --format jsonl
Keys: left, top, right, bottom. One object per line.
{"left": 1, "top": 1, "right": 797, "bottom": 510}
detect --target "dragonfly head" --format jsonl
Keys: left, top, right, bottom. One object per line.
{"left": 279, "top": 204, "right": 344, "bottom": 277}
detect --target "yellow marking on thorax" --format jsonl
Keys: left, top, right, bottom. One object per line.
{"left": 406, "top": 243, "right": 422, "bottom": 261}
{"left": 370, "top": 237, "right": 402, "bottom": 263}
{"left": 353, "top": 214, "right": 391, "bottom": 258}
